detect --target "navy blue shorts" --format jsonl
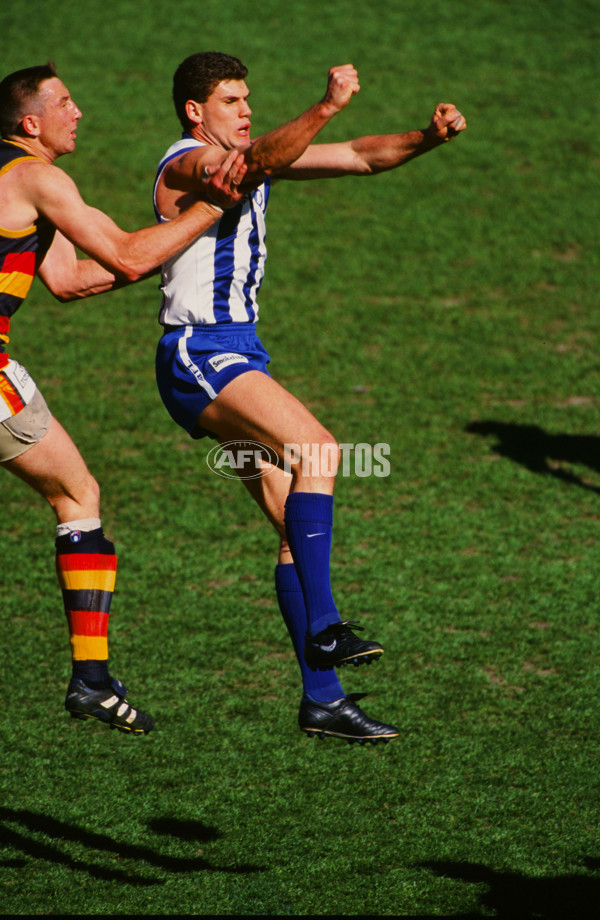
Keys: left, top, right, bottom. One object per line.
{"left": 155, "top": 323, "right": 271, "bottom": 439}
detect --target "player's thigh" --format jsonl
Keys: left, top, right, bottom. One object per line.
{"left": 200, "top": 370, "right": 336, "bottom": 456}
{"left": 2, "top": 415, "right": 99, "bottom": 508}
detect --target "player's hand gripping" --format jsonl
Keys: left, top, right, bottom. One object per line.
{"left": 202, "top": 149, "right": 248, "bottom": 209}
{"left": 426, "top": 103, "right": 467, "bottom": 142}
{"left": 320, "top": 64, "right": 361, "bottom": 117}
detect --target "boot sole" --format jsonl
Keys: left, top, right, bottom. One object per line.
{"left": 308, "top": 650, "right": 383, "bottom": 671}
{"left": 67, "top": 709, "right": 150, "bottom": 735}
{"left": 302, "top": 726, "right": 398, "bottom": 745}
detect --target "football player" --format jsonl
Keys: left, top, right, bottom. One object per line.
{"left": 0, "top": 61, "right": 246, "bottom": 734}
{"left": 153, "top": 52, "right": 466, "bottom": 743}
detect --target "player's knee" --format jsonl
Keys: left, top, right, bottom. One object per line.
{"left": 295, "top": 433, "right": 340, "bottom": 481}
{"left": 321, "top": 435, "right": 340, "bottom": 478}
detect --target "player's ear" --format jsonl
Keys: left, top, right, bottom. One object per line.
{"left": 185, "top": 99, "right": 203, "bottom": 127}
{"left": 21, "top": 113, "right": 42, "bottom": 137}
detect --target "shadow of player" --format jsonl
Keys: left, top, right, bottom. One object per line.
{"left": 419, "top": 858, "right": 600, "bottom": 919}
{"left": 466, "top": 420, "right": 600, "bottom": 494}
{"left": 0, "top": 807, "right": 263, "bottom": 886}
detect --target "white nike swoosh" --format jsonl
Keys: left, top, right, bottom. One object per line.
{"left": 307, "top": 532, "right": 326, "bottom": 538}
{"left": 319, "top": 640, "right": 337, "bottom": 653}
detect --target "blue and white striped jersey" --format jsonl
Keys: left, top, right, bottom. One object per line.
{"left": 153, "top": 136, "right": 271, "bottom": 326}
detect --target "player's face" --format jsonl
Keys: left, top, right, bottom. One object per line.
{"left": 34, "top": 78, "right": 82, "bottom": 158}
{"left": 196, "top": 79, "right": 252, "bottom": 149}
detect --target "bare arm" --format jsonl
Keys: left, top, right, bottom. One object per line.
{"left": 25, "top": 150, "right": 246, "bottom": 290}
{"left": 37, "top": 230, "right": 141, "bottom": 302}
{"left": 35, "top": 151, "right": 247, "bottom": 300}
{"left": 164, "top": 65, "right": 361, "bottom": 200}
{"left": 242, "top": 64, "right": 360, "bottom": 183}
{"left": 276, "top": 103, "right": 467, "bottom": 179}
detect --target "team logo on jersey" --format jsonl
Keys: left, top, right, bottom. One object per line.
{"left": 206, "top": 440, "right": 279, "bottom": 480}
{"left": 208, "top": 353, "right": 249, "bottom": 372}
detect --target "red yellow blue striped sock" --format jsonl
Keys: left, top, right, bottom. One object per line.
{"left": 55, "top": 525, "right": 117, "bottom": 689}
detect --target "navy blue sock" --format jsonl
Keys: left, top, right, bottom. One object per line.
{"left": 275, "top": 563, "right": 344, "bottom": 703}
{"left": 284, "top": 492, "right": 341, "bottom": 637}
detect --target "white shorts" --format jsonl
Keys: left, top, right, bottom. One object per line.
{"left": 0, "top": 360, "right": 51, "bottom": 462}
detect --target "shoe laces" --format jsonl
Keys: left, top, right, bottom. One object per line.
{"left": 332, "top": 620, "right": 364, "bottom": 633}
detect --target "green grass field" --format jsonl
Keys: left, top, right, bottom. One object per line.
{"left": 1, "top": 0, "right": 599, "bottom": 916}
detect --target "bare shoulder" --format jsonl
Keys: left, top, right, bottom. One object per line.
{"left": 17, "top": 159, "right": 88, "bottom": 231}
{"left": 0, "top": 157, "right": 74, "bottom": 229}
{"left": 13, "top": 157, "right": 78, "bottom": 202}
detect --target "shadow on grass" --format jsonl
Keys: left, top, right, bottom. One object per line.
{"left": 419, "top": 859, "right": 600, "bottom": 919}
{"left": 465, "top": 420, "right": 600, "bottom": 494}
{"left": 0, "top": 807, "right": 263, "bottom": 885}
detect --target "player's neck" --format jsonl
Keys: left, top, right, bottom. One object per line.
{"left": 187, "top": 124, "right": 212, "bottom": 146}
{"left": 4, "top": 135, "right": 57, "bottom": 164}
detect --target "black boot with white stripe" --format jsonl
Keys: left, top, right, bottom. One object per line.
{"left": 65, "top": 676, "right": 155, "bottom": 735}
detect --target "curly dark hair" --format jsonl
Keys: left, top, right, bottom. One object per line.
{"left": 0, "top": 61, "right": 58, "bottom": 137}
{"left": 173, "top": 51, "right": 248, "bottom": 130}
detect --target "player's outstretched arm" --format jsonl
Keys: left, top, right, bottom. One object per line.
{"left": 31, "top": 150, "right": 247, "bottom": 297}
{"left": 277, "top": 103, "right": 467, "bottom": 179}
{"left": 243, "top": 64, "right": 360, "bottom": 182}
{"left": 167, "top": 65, "right": 360, "bottom": 197}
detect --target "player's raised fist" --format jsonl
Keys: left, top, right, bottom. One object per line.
{"left": 322, "top": 64, "right": 360, "bottom": 115}
{"left": 427, "top": 103, "right": 467, "bottom": 142}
